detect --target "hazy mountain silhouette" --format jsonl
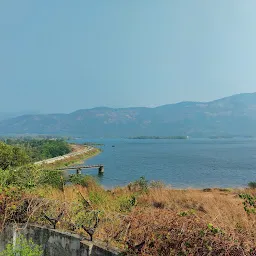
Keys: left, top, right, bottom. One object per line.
{"left": 1, "top": 93, "right": 256, "bottom": 138}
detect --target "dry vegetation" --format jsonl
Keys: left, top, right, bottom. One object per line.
{"left": 1, "top": 175, "right": 256, "bottom": 255}
{"left": 1, "top": 140, "right": 254, "bottom": 255}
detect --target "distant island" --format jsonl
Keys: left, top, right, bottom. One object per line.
{"left": 209, "top": 135, "right": 254, "bottom": 139}
{"left": 129, "top": 136, "right": 189, "bottom": 139}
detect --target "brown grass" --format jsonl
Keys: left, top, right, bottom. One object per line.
{"left": 2, "top": 181, "right": 256, "bottom": 255}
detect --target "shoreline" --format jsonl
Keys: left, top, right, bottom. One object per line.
{"left": 34, "top": 143, "right": 249, "bottom": 190}
{"left": 34, "top": 144, "right": 101, "bottom": 168}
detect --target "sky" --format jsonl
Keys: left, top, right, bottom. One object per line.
{"left": 1, "top": 1, "right": 256, "bottom": 114}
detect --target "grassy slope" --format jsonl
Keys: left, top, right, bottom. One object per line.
{"left": 26, "top": 183, "right": 256, "bottom": 255}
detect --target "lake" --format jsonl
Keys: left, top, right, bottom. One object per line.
{"left": 72, "top": 138, "right": 256, "bottom": 188}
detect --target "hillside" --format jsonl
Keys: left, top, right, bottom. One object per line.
{"left": 0, "top": 111, "right": 39, "bottom": 121}
{"left": 1, "top": 93, "right": 256, "bottom": 137}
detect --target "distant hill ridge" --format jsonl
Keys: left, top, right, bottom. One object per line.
{"left": 1, "top": 92, "right": 256, "bottom": 137}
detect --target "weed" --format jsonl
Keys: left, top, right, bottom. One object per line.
{"left": 0, "top": 234, "right": 43, "bottom": 256}
{"left": 239, "top": 193, "right": 256, "bottom": 214}
{"left": 207, "top": 223, "right": 224, "bottom": 235}
{"left": 178, "top": 209, "right": 196, "bottom": 217}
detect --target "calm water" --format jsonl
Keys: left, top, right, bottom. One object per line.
{"left": 72, "top": 138, "right": 256, "bottom": 188}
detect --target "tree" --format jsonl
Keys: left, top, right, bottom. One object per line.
{"left": 0, "top": 142, "right": 30, "bottom": 170}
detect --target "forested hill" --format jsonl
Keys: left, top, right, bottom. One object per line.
{"left": 0, "top": 92, "right": 256, "bottom": 137}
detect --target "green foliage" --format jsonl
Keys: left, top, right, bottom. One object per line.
{"left": 239, "top": 193, "right": 256, "bottom": 214}
{"left": 39, "top": 169, "right": 64, "bottom": 189}
{"left": 0, "top": 169, "right": 11, "bottom": 187}
{"left": 9, "top": 165, "right": 42, "bottom": 189}
{"left": 248, "top": 182, "right": 256, "bottom": 189}
{"left": 89, "top": 191, "right": 107, "bottom": 205}
{"left": 0, "top": 165, "right": 64, "bottom": 190}
{"left": 128, "top": 176, "right": 149, "bottom": 193}
{"left": 70, "top": 174, "right": 98, "bottom": 189}
{"left": 0, "top": 235, "right": 43, "bottom": 256}
{"left": 2, "top": 138, "right": 71, "bottom": 162}
{"left": 69, "top": 174, "right": 84, "bottom": 185}
{"left": 119, "top": 195, "right": 137, "bottom": 212}
{"left": 0, "top": 142, "right": 30, "bottom": 170}
{"left": 207, "top": 223, "right": 224, "bottom": 235}
{"left": 40, "top": 140, "right": 70, "bottom": 159}
{"left": 178, "top": 209, "right": 196, "bottom": 217}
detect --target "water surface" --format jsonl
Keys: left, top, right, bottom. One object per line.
{"left": 72, "top": 138, "right": 256, "bottom": 188}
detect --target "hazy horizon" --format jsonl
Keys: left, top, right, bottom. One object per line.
{"left": 1, "top": 1, "right": 256, "bottom": 113}
{"left": 0, "top": 91, "right": 254, "bottom": 115}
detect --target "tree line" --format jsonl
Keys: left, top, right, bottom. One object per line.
{"left": 0, "top": 138, "right": 71, "bottom": 170}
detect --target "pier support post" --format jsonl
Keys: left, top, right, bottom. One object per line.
{"left": 98, "top": 166, "right": 104, "bottom": 174}
{"left": 76, "top": 168, "right": 82, "bottom": 175}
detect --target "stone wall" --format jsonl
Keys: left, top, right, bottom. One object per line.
{"left": 0, "top": 224, "right": 120, "bottom": 256}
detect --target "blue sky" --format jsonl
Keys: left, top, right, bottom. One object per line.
{"left": 1, "top": 1, "right": 256, "bottom": 113}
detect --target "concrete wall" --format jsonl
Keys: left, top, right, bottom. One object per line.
{"left": 0, "top": 224, "right": 120, "bottom": 256}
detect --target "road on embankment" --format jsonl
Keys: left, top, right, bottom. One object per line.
{"left": 34, "top": 144, "right": 97, "bottom": 165}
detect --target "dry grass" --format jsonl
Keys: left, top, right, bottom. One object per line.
{"left": 1, "top": 181, "right": 256, "bottom": 255}
{"left": 31, "top": 185, "right": 256, "bottom": 254}
{"left": 138, "top": 187, "right": 253, "bottom": 232}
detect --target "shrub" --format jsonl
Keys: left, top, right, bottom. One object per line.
{"left": 119, "top": 195, "right": 137, "bottom": 212}
{"left": 239, "top": 193, "right": 256, "bottom": 214}
{"left": 248, "top": 182, "right": 256, "bottom": 189}
{"left": 128, "top": 176, "right": 149, "bottom": 192}
{"left": 0, "top": 235, "right": 43, "bottom": 256}
{"left": 70, "top": 174, "right": 99, "bottom": 190}
{"left": 89, "top": 190, "right": 107, "bottom": 205}
{"left": 150, "top": 180, "right": 165, "bottom": 189}
{"left": 0, "top": 169, "right": 12, "bottom": 187}
{"left": 0, "top": 142, "right": 30, "bottom": 170}
{"left": 39, "top": 169, "right": 64, "bottom": 189}
{"left": 9, "top": 165, "right": 42, "bottom": 189}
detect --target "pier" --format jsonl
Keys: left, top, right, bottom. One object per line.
{"left": 57, "top": 165, "right": 104, "bottom": 175}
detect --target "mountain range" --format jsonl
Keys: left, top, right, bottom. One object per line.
{"left": 1, "top": 93, "right": 256, "bottom": 138}
{"left": 0, "top": 111, "right": 40, "bottom": 122}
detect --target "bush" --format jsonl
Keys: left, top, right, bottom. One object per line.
{"left": 248, "top": 182, "right": 256, "bottom": 189}
{"left": 119, "top": 195, "right": 137, "bottom": 212}
{"left": 128, "top": 176, "right": 149, "bottom": 192}
{"left": 89, "top": 190, "right": 107, "bottom": 205}
{"left": 150, "top": 180, "right": 165, "bottom": 189}
{"left": 39, "top": 169, "right": 64, "bottom": 189}
{"left": 0, "top": 235, "right": 43, "bottom": 256}
{"left": 70, "top": 174, "right": 99, "bottom": 189}
{"left": 0, "top": 142, "right": 30, "bottom": 170}
{"left": 3, "top": 138, "right": 71, "bottom": 162}
{"left": 41, "top": 140, "right": 71, "bottom": 159}
{"left": 0, "top": 165, "right": 64, "bottom": 190}
{"left": 0, "top": 169, "right": 12, "bottom": 187}
{"left": 9, "top": 165, "right": 42, "bottom": 189}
